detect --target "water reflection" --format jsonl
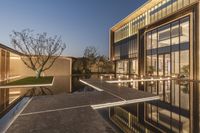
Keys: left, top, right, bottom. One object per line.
{"left": 109, "top": 79, "right": 197, "bottom": 133}
{"left": 0, "top": 87, "right": 28, "bottom": 117}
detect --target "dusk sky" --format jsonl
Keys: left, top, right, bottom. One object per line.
{"left": 0, "top": 0, "right": 147, "bottom": 57}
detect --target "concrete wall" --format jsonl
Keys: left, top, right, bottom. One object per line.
{"left": 9, "top": 55, "right": 72, "bottom": 77}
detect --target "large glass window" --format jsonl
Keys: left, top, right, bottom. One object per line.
{"left": 114, "top": 35, "right": 138, "bottom": 60}
{"left": 146, "top": 16, "right": 190, "bottom": 78}
{"left": 171, "top": 21, "right": 179, "bottom": 46}
{"left": 152, "top": 55, "right": 157, "bottom": 76}
{"left": 180, "top": 17, "right": 189, "bottom": 47}
{"left": 152, "top": 30, "right": 157, "bottom": 49}
{"left": 158, "top": 24, "right": 170, "bottom": 48}
{"left": 116, "top": 60, "right": 129, "bottom": 74}
{"left": 145, "top": 16, "right": 191, "bottom": 132}
{"left": 130, "top": 59, "right": 138, "bottom": 75}
{"left": 147, "top": 32, "right": 152, "bottom": 50}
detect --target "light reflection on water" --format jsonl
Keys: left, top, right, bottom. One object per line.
{"left": 109, "top": 79, "right": 197, "bottom": 133}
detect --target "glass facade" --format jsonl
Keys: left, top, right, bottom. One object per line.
{"left": 113, "top": 0, "right": 196, "bottom": 43}
{"left": 146, "top": 16, "right": 190, "bottom": 78}
{"left": 114, "top": 35, "right": 137, "bottom": 60}
{"left": 110, "top": 0, "right": 199, "bottom": 132}
{"left": 115, "top": 35, "right": 138, "bottom": 75}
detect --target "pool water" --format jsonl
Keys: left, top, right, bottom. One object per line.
{"left": 1, "top": 75, "right": 200, "bottom": 133}
{"left": 0, "top": 75, "right": 95, "bottom": 118}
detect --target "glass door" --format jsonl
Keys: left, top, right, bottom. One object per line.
{"left": 158, "top": 54, "right": 171, "bottom": 76}
{"left": 165, "top": 54, "right": 171, "bottom": 76}
{"left": 158, "top": 55, "right": 164, "bottom": 76}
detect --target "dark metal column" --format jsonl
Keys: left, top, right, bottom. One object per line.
{"left": 191, "top": 4, "right": 199, "bottom": 133}
{"left": 138, "top": 28, "right": 146, "bottom": 124}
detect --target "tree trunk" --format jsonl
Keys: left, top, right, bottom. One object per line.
{"left": 36, "top": 69, "right": 42, "bottom": 79}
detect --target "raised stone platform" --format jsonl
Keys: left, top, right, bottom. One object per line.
{"left": 6, "top": 79, "right": 159, "bottom": 133}
{"left": 80, "top": 79, "right": 159, "bottom": 109}
{"left": 6, "top": 92, "right": 118, "bottom": 133}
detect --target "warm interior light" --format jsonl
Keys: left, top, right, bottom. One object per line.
{"left": 9, "top": 91, "right": 21, "bottom": 95}
{"left": 10, "top": 56, "right": 20, "bottom": 60}
{"left": 100, "top": 76, "right": 103, "bottom": 80}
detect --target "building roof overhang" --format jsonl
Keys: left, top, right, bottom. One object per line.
{"left": 111, "top": 0, "right": 164, "bottom": 32}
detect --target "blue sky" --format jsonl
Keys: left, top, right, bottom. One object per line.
{"left": 0, "top": 0, "right": 147, "bottom": 57}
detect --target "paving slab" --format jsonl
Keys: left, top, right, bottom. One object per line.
{"left": 80, "top": 79, "right": 159, "bottom": 101}
{"left": 22, "top": 91, "right": 120, "bottom": 114}
{"left": 6, "top": 79, "right": 159, "bottom": 133}
{"left": 7, "top": 106, "right": 115, "bottom": 133}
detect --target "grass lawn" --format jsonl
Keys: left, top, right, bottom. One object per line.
{"left": 5, "top": 76, "right": 54, "bottom": 86}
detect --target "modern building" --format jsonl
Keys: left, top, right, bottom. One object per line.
{"left": 109, "top": 0, "right": 200, "bottom": 132}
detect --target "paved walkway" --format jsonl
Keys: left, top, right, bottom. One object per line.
{"left": 6, "top": 92, "right": 118, "bottom": 133}
{"left": 80, "top": 79, "right": 159, "bottom": 109}
{"left": 6, "top": 79, "right": 159, "bottom": 133}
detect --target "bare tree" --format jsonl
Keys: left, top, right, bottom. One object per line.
{"left": 10, "top": 29, "right": 66, "bottom": 78}
{"left": 83, "top": 46, "right": 98, "bottom": 72}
